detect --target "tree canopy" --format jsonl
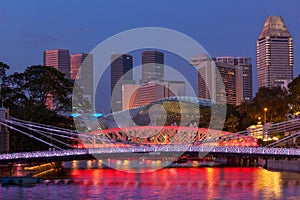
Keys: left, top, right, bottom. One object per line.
{"left": 2, "top": 65, "right": 74, "bottom": 152}
{"left": 288, "top": 75, "right": 300, "bottom": 114}
{"left": 2, "top": 65, "right": 73, "bottom": 122}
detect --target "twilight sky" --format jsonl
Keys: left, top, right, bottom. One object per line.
{"left": 0, "top": 0, "right": 300, "bottom": 112}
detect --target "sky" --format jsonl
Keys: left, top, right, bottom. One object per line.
{"left": 0, "top": 0, "right": 300, "bottom": 112}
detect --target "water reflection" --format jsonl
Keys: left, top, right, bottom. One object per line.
{"left": 66, "top": 165, "right": 300, "bottom": 199}
{"left": 1, "top": 162, "right": 300, "bottom": 199}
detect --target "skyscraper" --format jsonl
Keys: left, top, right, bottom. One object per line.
{"left": 256, "top": 16, "right": 294, "bottom": 88}
{"left": 141, "top": 50, "right": 164, "bottom": 83}
{"left": 215, "top": 57, "right": 252, "bottom": 104}
{"left": 190, "top": 54, "right": 217, "bottom": 102}
{"left": 70, "top": 53, "right": 93, "bottom": 104}
{"left": 43, "top": 49, "right": 70, "bottom": 79}
{"left": 215, "top": 61, "right": 237, "bottom": 105}
{"left": 111, "top": 54, "right": 133, "bottom": 112}
{"left": 70, "top": 53, "right": 88, "bottom": 80}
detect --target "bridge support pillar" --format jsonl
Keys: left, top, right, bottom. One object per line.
{"left": 0, "top": 108, "right": 9, "bottom": 153}
{"left": 54, "top": 161, "right": 61, "bottom": 167}
{"left": 264, "top": 158, "right": 268, "bottom": 169}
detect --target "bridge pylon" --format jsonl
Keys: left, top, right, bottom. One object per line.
{"left": 0, "top": 108, "right": 9, "bottom": 153}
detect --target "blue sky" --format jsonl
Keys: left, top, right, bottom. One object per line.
{"left": 0, "top": 0, "right": 300, "bottom": 112}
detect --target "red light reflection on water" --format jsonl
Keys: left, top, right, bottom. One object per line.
{"left": 68, "top": 167, "right": 300, "bottom": 199}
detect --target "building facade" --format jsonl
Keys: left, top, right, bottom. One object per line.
{"left": 122, "top": 81, "right": 185, "bottom": 109}
{"left": 215, "top": 57, "right": 252, "bottom": 105}
{"left": 215, "top": 62, "right": 237, "bottom": 105}
{"left": 190, "top": 54, "right": 217, "bottom": 102}
{"left": 256, "top": 16, "right": 294, "bottom": 88}
{"left": 141, "top": 50, "right": 164, "bottom": 83}
{"left": 43, "top": 49, "right": 70, "bottom": 79}
{"left": 111, "top": 54, "right": 133, "bottom": 112}
{"left": 71, "top": 53, "right": 94, "bottom": 105}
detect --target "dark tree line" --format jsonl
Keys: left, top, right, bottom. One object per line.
{"left": 199, "top": 78, "right": 300, "bottom": 133}
{"left": 1, "top": 64, "right": 75, "bottom": 152}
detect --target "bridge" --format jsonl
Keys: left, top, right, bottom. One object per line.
{"left": 0, "top": 115, "right": 300, "bottom": 163}
{"left": 0, "top": 145, "right": 299, "bottom": 164}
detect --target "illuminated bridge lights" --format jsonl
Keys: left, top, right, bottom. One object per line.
{"left": 0, "top": 146, "right": 300, "bottom": 163}
{"left": 82, "top": 126, "right": 258, "bottom": 148}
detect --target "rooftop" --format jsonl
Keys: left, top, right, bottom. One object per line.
{"left": 258, "top": 16, "right": 292, "bottom": 39}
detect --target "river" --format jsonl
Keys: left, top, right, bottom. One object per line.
{"left": 0, "top": 160, "right": 300, "bottom": 200}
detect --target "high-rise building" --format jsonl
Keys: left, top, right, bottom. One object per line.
{"left": 71, "top": 53, "right": 94, "bottom": 105}
{"left": 190, "top": 54, "right": 217, "bottom": 102}
{"left": 43, "top": 49, "right": 70, "bottom": 79}
{"left": 256, "top": 16, "right": 294, "bottom": 88}
{"left": 70, "top": 53, "right": 87, "bottom": 80}
{"left": 141, "top": 50, "right": 164, "bottom": 83}
{"left": 215, "top": 62, "right": 237, "bottom": 105}
{"left": 215, "top": 57, "right": 252, "bottom": 104}
{"left": 111, "top": 54, "right": 133, "bottom": 112}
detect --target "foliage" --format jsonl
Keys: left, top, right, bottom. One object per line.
{"left": 2, "top": 65, "right": 75, "bottom": 152}
{"left": 253, "top": 87, "right": 288, "bottom": 123}
{"left": 238, "top": 87, "right": 289, "bottom": 130}
{"left": 288, "top": 75, "right": 300, "bottom": 114}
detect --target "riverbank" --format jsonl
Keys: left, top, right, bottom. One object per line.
{"left": 258, "top": 158, "right": 300, "bottom": 172}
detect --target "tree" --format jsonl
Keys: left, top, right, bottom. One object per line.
{"left": 2, "top": 65, "right": 74, "bottom": 151}
{"left": 0, "top": 61, "right": 10, "bottom": 105}
{"left": 224, "top": 114, "right": 240, "bottom": 132}
{"left": 3, "top": 65, "right": 73, "bottom": 120}
{"left": 253, "top": 87, "right": 288, "bottom": 123}
{"left": 288, "top": 75, "right": 300, "bottom": 114}
{"left": 238, "top": 101, "right": 257, "bottom": 130}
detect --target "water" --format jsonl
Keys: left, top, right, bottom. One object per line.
{"left": 1, "top": 161, "right": 300, "bottom": 200}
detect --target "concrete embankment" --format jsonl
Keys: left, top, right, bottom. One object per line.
{"left": 258, "top": 158, "right": 300, "bottom": 172}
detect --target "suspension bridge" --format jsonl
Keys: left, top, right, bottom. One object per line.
{"left": 0, "top": 114, "right": 299, "bottom": 164}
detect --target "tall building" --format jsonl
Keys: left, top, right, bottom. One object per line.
{"left": 190, "top": 54, "right": 217, "bottom": 102}
{"left": 141, "top": 50, "right": 164, "bottom": 83}
{"left": 111, "top": 54, "right": 133, "bottom": 112}
{"left": 70, "top": 53, "right": 87, "bottom": 80}
{"left": 215, "top": 62, "right": 237, "bottom": 105}
{"left": 215, "top": 57, "right": 252, "bottom": 104}
{"left": 71, "top": 53, "right": 94, "bottom": 105}
{"left": 256, "top": 16, "right": 294, "bottom": 88}
{"left": 43, "top": 49, "right": 70, "bottom": 79}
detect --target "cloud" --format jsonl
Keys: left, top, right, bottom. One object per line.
{"left": 17, "top": 32, "right": 67, "bottom": 45}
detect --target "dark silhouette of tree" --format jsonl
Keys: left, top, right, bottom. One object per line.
{"left": 288, "top": 75, "right": 300, "bottom": 114}
{"left": 253, "top": 87, "right": 288, "bottom": 123}
{"left": 2, "top": 65, "right": 75, "bottom": 152}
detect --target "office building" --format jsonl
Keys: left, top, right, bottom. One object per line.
{"left": 215, "top": 57, "right": 252, "bottom": 104}
{"left": 256, "top": 16, "right": 294, "bottom": 88}
{"left": 111, "top": 54, "right": 133, "bottom": 112}
{"left": 43, "top": 49, "right": 70, "bottom": 79}
{"left": 215, "top": 62, "right": 237, "bottom": 105}
{"left": 141, "top": 50, "right": 164, "bottom": 83}
{"left": 71, "top": 53, "right": 94, "bottom": 104}
{"left": 190, "top": 54, "right": 217, "bottom": 102}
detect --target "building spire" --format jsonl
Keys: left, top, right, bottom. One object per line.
{"left": 258, "top": 16, "right": 292, "bottom": 39}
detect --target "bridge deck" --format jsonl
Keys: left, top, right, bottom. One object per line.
{"left": 0, "top": 145, "right": 299, "bottom": 163}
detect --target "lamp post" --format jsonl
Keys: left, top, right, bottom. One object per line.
{"left": 263, "top": 107, "right": 268, "bottom": 125}
{"left": 263, "top": 107, "right": 268, "bottom": 140}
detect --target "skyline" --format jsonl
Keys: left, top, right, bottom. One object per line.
{"left": 1, "top": 1, "right": 300, "bottom": 96}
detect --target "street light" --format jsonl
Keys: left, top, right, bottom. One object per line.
{"left": 263, "top": 107, "right": 268, "bottom": 125}
{"left": 262, "top": 107, "right": 268, "bottom": 141}
{"left": 258, "top": 117, "right": 262, "bottom": 125}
